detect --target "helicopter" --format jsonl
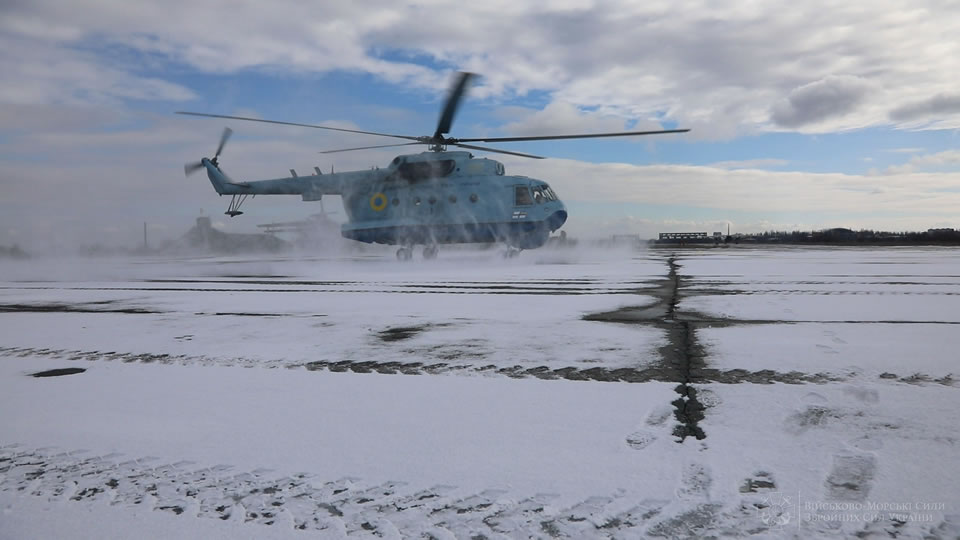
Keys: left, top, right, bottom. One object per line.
{"left": 181, "top": 72, "right": 688, "bottom": 260}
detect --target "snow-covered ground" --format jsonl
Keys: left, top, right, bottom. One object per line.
{"left": 1, "top": 246, "right": 958, "bottom": 538}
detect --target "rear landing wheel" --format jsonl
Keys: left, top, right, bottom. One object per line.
{"left": 423, "top": 246, "right": 438, "bottom": 260}
{"left": 396, "top": 247, "right": 413, "bottom": 261}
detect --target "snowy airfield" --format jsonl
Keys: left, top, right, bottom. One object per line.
{"left": 1, "top": 246, "right": 958, "bottom": 538}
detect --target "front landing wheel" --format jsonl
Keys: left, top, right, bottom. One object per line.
{"left": 396, "top": 247, "right": 413, "bottom": 261}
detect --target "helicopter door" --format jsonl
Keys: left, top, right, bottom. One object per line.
{"left": 514, "top": 186, "right": 533, "bottom": 206}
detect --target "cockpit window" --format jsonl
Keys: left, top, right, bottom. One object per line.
{"left": 515, "top": 186, "right": 533, "bottom": 206}
{"left": 533, "top": 185, "right": 557, "bottom": 202}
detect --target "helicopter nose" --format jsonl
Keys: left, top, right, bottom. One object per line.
{"left": 547, "top": 210, "right": 568, "bottom": 231}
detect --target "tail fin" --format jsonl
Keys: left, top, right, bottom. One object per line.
{"left": 202, "top": 158, "right": 231, "bottom": 194}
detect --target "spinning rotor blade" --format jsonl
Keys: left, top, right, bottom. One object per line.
{"left": 434, "top": 72, "right": 475, "bottom": 139}
{"left": 215, "top": 127, "right": 232, "bottom": 158}
{"left": 177, "top": 111, "right": 420, "bottom": 142}
{"left": 184, "top": 161, "right": 205, "bottom": 176}
{"left": 184, "top": 127, "right": 233, "bottom": 176}
{"left": 453, "top": 143, "right": 545, "bottom": 159}
{"left": 319, "top": 142, "right": 425, "bottom": 155}
{"left": 456, "top": 128, "right": 690, "bottom": 143}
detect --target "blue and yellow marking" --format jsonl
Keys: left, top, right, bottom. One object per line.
{"left": 370, "top": 192, "right": 388, "bottom": 211}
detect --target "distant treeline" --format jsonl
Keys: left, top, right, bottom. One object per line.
{"left": 729, "top": 228, "right": 960, "bottom": 245}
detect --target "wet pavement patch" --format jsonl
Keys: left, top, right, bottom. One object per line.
{"left": 30, "top": 367, "right": 86, "bottom": 377}
{"left": 583, "top": 303, "right": 668, "bottom": 323}
{"left": 584, "top": 255, "right": 711, "bottom": 441}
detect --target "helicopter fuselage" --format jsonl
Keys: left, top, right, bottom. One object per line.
{"left": 202, "top": 150, "right": 567, "bottom": 250}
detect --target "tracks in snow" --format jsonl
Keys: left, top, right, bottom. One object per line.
{"left": 6, "top": 345, "right": 944, "bottom": 386}
{"left": 4, "top": 444, "right": 954, "bottom": 538}
{"left": 0, "top": 445, "right": 674, "bottom": 537}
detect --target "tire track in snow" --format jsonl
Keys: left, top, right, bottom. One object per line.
{"left": 0, "top": 345, "right": 889, "bottom": 385}
{"left": 3, "top": 346, "right": 953, "bottom": 386}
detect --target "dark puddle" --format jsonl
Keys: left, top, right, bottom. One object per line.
{"left": 190, "top": 312, "right": 327, "bottom": 318}
{"left": 0, "top": 303, "right": 156, "bottom": 314}
{"left": 378, "top": 326, "right": 428, "bottom": 342}
{"left": 377, "top": 323, "right": 450, "bottom": 342}
{"left": 31, "top": 367, "right": 86, "bottom": 377}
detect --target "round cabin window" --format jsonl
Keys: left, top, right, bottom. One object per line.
{"left": 428, "top": 196, "right": 437, "bottom": 205}
{"left": 469, "top": 193, "right": 478, "bottom": 203}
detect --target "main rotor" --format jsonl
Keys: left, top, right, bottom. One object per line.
{"left": 177, "top": 72, "right": 689, "bottom": 160}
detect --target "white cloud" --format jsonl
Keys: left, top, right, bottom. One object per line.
{"left": 501, "top": 156, "right": 960, "bottom": 219}
{"left": 884, "top": 150, "right": 960, "bottom": 174}
{"left": 2, "top": 1, "right": 960, "bottom": 132}
{"left": 709, "top": 159, "right": 789, "bottom": 170}
{"left": 889, "top": 94, "right": 960, "bottom": 123}
{"left": 3, "top": 1, "right": 960, "bottom": 250}
{"left": 495, "top": 101, "right": 656, "bottom": 137}
{"left": 884, "top": 147, "right": 925, "bottom": 154}
{"left": 770, "top": 75, "right": 872, "bottom": 129}
{"left": 0, "top": 33, "right": 196, "bottom": 105}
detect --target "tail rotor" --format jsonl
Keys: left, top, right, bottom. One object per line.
{"left": 213, "top": 127, "right": 232, "bottom": 164}
{"left": 184, "top": 127, "right": 233, "bottom": 176}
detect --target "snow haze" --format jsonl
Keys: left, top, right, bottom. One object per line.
{"left": 2, "top": 1, "right": 960, "bottom": 251}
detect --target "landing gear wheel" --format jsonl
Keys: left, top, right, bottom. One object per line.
{"left": 396, "top": 247, "right": 413, "bottom": 261}
{"left": 422, "top": 246, "right": 438, "bottom": 260}
{"left": 502, "top": 248, "right": 521, "bottom": 259}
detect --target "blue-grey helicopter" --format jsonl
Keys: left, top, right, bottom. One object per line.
{"left": 181, "top": 73, "right": 688, "bottom": 260}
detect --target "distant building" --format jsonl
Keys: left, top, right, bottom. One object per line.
{"left": 171, "top": 217, "right": 289, "bottom": 254}
{"left": 659, "top": 232, "right": 708, "bottom": 240}
{"left": 654, "top": 232, "right": 720, "bottom": 245}
{"left": 257, "top": 213, "right": 346, "bottom": 250}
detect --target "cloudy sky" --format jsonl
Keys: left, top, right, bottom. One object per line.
{"left": 2, "top": 0, "right": 959, "bottom": 250}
